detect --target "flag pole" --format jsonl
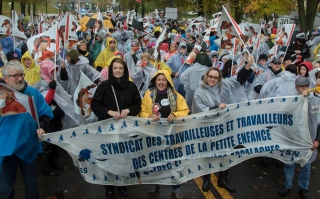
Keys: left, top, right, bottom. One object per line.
{"left": 32, "top": 97, "right": 42, "bottom": 142}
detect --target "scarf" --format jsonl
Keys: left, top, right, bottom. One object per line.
{"left": 78, "top": 49, "right": 89, "bottom": 57}
{"left": 150, "top": 87, "right": 177, "bottom": 115}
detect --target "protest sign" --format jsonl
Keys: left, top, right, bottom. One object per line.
{"left": 165, "top": 8, "right": 178, "bottom": 19}
{"left": 42, "top": 96, "right": 312, "bottom": 185}
{"left": 73, "top": 72, "right": 97, "bottom": 117}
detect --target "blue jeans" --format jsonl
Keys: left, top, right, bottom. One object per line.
{"left": 284, "top": 163, "right": 311, "bottom": 190}
{"left": 1, "top": 154, "right": 39, "bottom": 199}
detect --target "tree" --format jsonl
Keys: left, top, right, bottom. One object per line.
{"left": 20, "top": 0, "right": 26, "bottom": 15}
{"left": 27, "top": 0, "right": 31, "bottom": 15}
{"left": 11, "top": 0, "right": 14, "bottom": 11}
{"left": 298, "top": 0, "right": 320, "bottom": 33}
{"left": 0, "top": 0, "right": 2, "bottom": 15}
{"left": 244, "top": 0, "right": 294, "bottom": 21}
{"left": 93, "top": 0, "right": 113, "bottom": 11}
{"left": 229, "top": 0, "right": 251, "bottom": 23}
{"left": 32, "top": 2, "right": 36, "bottom": 15}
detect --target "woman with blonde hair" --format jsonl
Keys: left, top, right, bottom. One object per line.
{"left": 192, "top": 55, "right": 254, "bottom": 193}
{"left": 77, "top": 40, "right": 93, "bottom": 66}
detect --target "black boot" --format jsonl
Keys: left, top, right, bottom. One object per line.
{"left": 202, "top": 174, "right": 211, "bottom": 192}
{"left": 41, "top": 151, "right": 58, "bottom": 176}
{"left": 105, "top": 185, "right": 114, "bottom": 199}
{"left": 218, "top": 178, "right": 236, "bottom": 192}
{"left": 52, "top": 160, "right": 64, "bottom": 170}
{"left": 118, "top": 186, "right": 128, "bottom": 197}
{"left": 51, "top": 146, "right": 64, "bottom": 170}
{"left": 218, "top": 170, "right": 236, "bottom": 192}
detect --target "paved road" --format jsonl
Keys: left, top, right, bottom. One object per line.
{"left": 9, "top": 148, "right": 320, "bottom": 199}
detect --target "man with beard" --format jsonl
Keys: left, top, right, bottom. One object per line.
{"left": 0, "top": 60, "right": 53, "bottom": 199}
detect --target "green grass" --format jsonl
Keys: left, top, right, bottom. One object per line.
{"left": 2, "top": 2, "right": 59, "bottom": 16}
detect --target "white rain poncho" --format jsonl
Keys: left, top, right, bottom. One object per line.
{"left": 307, "top": 35, "right": 320, "bottom": 61}
{"left": 180, "top": 62, "right": 209, "bottom": 107}
{"left": 220, "top": 76, "right": 248, "bottom": 104}
{"left": 307, "top": 94, "right": 320, "bottom": 162}
{"left": 250, "top": 68, "right": 282, "bottom": 99}
{"left": 259, "top": 71, "right": 298, "bottom": 99}
{"left": 192, "top": 76, "right": 249, "bottom": 113}
{"left": 123, "top": 30, "right": 135, "bottom": 54}
{"left": 277, "top": 51, "right": 286, "bottom": 60}
{"left": 131, "top": 64, "right": 157, "bottom": 97}
{"left": 60, "top": 56, "right": 101, "bottom": 98}
{"left": 166, "top": 43, "right": 190, "bottom": 91}
{"left": 124, "top": 48, "right": 143, "bottom": 72}
{"left": 33, "top": 81, "right": 88, "bottom": 129}
{"left": 251, "top": 42, "right": 270, "bottom": 62}
{"left": 192, "top": 84, "right": 221, "bottom": 113}
{"left": 308, "top": 68, "right": 320, "bottom": 88}
{"left": 111, "top": 32, "right": 125, "bottom": 54}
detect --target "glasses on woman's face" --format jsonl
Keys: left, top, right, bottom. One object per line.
{"left": 208, "top": 75, "right": 219, "bottom": 80}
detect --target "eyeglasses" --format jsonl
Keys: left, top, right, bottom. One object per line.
{"left": 208, "top": 75, "right": 219, "bottom": 80}
{"left": 8, "top": 73, "right": 25, "bottom": 79}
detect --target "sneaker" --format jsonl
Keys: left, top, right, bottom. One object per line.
{"left": 172, "top": 188, "right": 184, "bottom": 199}
{"left": 278, "top": 186, "right": 291, "bottom": 196}
{"left": 147, "top": 185, "right": 159, "bottom": 193}
{"left": 299, "top": 189, "right": 309, "bottom": 199}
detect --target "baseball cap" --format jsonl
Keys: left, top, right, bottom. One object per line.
{"left": 6, "top": 51, "right": 19, "bottom": 62}
{"left": 271, "top": 58, "right": 281, "bottom": 64}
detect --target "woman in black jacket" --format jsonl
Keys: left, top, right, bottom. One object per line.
{"left": 91, "top": 58, "right": 141, "bottom": 199}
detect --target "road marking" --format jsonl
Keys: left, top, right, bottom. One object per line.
{"left": 211, "top": 174, "right": 233, "bottom": 199}
{"left": 194, "top": 177, "right": 216, "bottom": 199}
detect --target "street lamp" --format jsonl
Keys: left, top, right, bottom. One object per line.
{"left": 58, "top": 3, "right": 61, "bottom": 14}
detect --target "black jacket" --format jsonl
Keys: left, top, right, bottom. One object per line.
{"left": 91, "top": 80, "right": 141, "bottom": 121}
{"left": 287, "top": 41, "right": 310, "bottom": 61}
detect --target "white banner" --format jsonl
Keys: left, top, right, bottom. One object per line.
{"left": 42, "top": 96, "right": 312, "bottom": 185}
